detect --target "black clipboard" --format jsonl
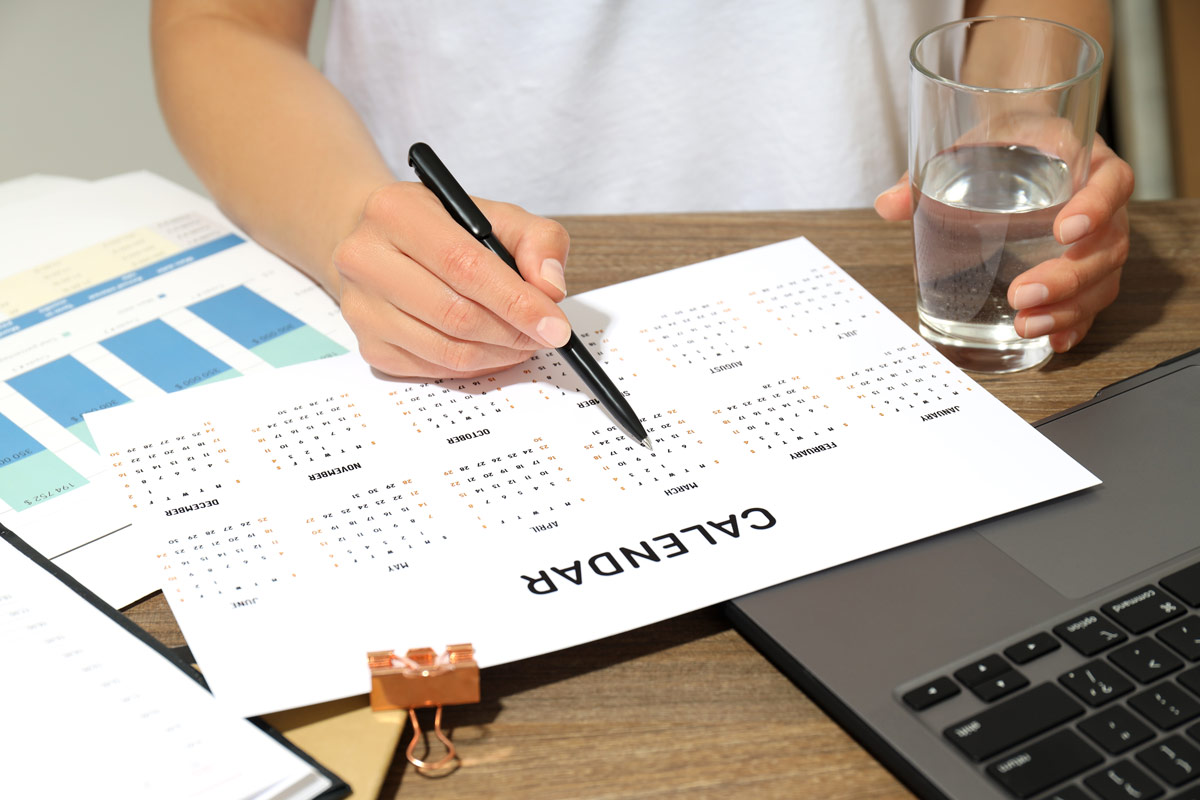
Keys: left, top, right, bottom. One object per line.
{"left": 0, "top": 523, "right": 350, "bottom": 800}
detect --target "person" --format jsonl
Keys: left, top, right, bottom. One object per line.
{"left": 150, "top": 0, "right": 1132, "bottom": 378}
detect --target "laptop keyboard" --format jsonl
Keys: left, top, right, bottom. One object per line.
{"left": 899, "top": 560, "right": 1200, "bottom": 799}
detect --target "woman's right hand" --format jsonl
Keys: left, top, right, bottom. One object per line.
{"left": 334, "top": 182, "right": 573, "bottom": 379}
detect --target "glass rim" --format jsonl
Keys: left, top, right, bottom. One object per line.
{"left": 910, "top": 15, "right": 1104, "bottom": 94}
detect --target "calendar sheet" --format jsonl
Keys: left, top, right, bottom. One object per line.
{"left": 87, "top": 237, "right": 1098, "bottom": 716}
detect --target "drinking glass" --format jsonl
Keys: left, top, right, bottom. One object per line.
{"left": 909, "top": 16, "right": 1103, "bottom": 373}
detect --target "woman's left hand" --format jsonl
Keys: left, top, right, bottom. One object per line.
{"left": 875, "top": 134, "right": 1134, "bottom": 352}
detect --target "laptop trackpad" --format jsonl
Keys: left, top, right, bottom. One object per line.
{"left": 978, "top": 365, "right": 1200, "bottom": 599}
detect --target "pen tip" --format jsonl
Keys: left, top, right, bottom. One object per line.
{"left": 641, "top": 437, "right": 654, "bottom": 452}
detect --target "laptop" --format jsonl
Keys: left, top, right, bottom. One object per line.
{"left": 728, "top": 347, "right": 1200, "bottom": 800}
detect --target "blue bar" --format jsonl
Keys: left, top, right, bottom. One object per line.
{"left": 0, "top": 411, "right": 46, "bottom": 463}
{"left": 8, "top": 356, "right": 130, "bottom": 428}
{"left": 188, "top": 286, "right": 303, "bottom": 349}
{"left": 100, "top": 319, "right": 236, "bottom": 392}
{"left": 0, "top": 233, "right": 244, "bottom": 340}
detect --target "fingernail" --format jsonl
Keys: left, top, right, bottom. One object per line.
{"left": 873, "top": 183, "right": 903, "bottom": 206}
{"left": 536, "top": 316, "right": 571, "bottom": 348}
{"left": 541, "top": 257, "right": 566, "bottom": 295}
{"left": 1059, "top": 214, "right": 1091, "bottom": 244}
{"left": 1023, "top": 314, "right": 1055, "bottom": 338}
{"left": 1012, "top": 283, "right": 1049, "bottom": 309}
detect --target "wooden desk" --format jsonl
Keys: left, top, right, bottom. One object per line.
{"left": 126, "top": 202, "right": 1200, "bottom": 799}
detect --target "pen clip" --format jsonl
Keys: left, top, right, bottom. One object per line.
{"left": 408, "top": 142, "right": 492, "bottom": 239}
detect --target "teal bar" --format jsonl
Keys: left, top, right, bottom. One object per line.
{"left": 0, "top": 448, "right": 88, "bottom": 510}
{"left": 249, "top": 325, "right": 347, "bottom": 367}
{"left": 66, "top": 420, "right": 96, "bottom": 451}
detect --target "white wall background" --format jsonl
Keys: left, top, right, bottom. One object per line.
{"left": 0, "top": 2, "right": 330, "bottom": 196}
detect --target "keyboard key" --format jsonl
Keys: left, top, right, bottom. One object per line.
{"left": 944, "top": 683, "right": 1083, "bottom": 762}
{"left": 1110, "top": 638, "right": 1184, "bottom": 683}
{"left": 1175, "top": 786, "right": 1200, "bottom": 800}
{"left": 1004, "top": 631, "right": 1060, "bottom": 665}
{"left": 1163, "top": 563, "right": 1200, "bottom": 607}
{"left": 1055, "top": 612, "right": 1128, "bottom": 656}
{"left": 1060, "top": 660, "right": 1135, "bottom": 707}
{"left": 1039, "top": 787, "right": 1089, "bottom": 800}
{"left": 971, "top": 670, "right": 1029, "bottom": 702}
{"left": 1129, "top": 683, "right": 1200, "bottom": 729}
{"left": 954, "top": 654, "right": 1010, "bottom": 688}
{"left": 1182, "top": 665, "right": 1200, "bottom": 697}
{"left": 1136, "top": 735, "right": 1200, "bottom": 787}
{"left": 1085, "top": 760, "right": 1164, "bottom": 800}
{"left": 902, "top": 676, "right": 959, "bottom": 711}
{"left": 1078, "top": 706, "right": 1155, "bottom": 754}
{"left": 985, "top": 729, "right": 1101, "bottom": 798}
{"left": 1159, "top": 616, "right": 1200, "bottom": 661}
{"left": 1103, "top": 585, "right": 1187, "bottom": 633}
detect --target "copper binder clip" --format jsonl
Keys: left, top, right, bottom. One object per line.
{"left": 367, "top": 644, "right": 480, "bottom": 770}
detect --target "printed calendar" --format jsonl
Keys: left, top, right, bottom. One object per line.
{"left": 87, "top": 237, "right": 1098, "bottom": 716}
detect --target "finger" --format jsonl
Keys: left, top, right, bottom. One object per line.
{"left": 425, "top": 235, "right": 573, "bottom": 349}
{"left": 336, "top": 235, "right": 548, "bottom": 352}
{"left": 369, "top": 183, "right": 573, "bottom": 348}
{"left": 1054, "top": 136, "right": 1134, "bottom": 245}
{"left": 483, "top": 198, "right": 571, "bottom": 302}
{"left": 1009, "top": 208, "right": 1128, "bottom": 311}
{"left": 873, "top": 173, "right": 912, "bottom": 220}
{"left": 340, "top": 278, "right": 539, "bottom": 376}
{"left": 363, "top": 340, "right": 535, "bottom": 380}
{"left": 379, "top": 312, "right": 540, "bottom": 375}
{"left": 1013, "top": 266, "right": 1121, "bottom": 341}
{"left": 1047, "top": 316, "right": 1094, "bottom": 354}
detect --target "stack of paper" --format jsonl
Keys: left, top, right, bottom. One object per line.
{"left": 0, "top": 173, "right": 353, "bottom": 607}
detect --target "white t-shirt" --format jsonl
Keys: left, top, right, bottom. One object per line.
{"left": 324, "top": 1, "right": 962, "bottom": 215}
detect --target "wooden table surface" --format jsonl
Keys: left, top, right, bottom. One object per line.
{"left": 126, "top": 201, "right": 1200, "bottom": 800}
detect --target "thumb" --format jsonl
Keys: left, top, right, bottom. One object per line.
{"left": 874, "top": 174, "right": 913, "bottom": 221}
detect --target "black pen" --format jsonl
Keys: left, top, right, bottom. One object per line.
{"left": 407, "top": 142, "right": 652, "bottom": 451}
